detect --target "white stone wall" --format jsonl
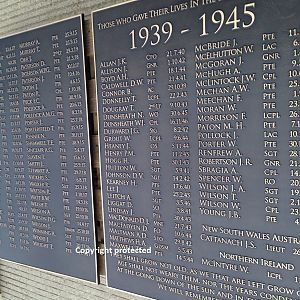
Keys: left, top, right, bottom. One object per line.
{"left": 0, "top": 260, "right": 144, "bottom": 299}
{"left": 0, "top": 0, "right": 125, "bottom": 36}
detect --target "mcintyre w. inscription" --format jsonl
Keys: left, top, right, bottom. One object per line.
{"left": 93, "top": 0, "right": 300, "bottom": 299}
{"left": 0, "top": 16, "right": 97, "bottom": 282}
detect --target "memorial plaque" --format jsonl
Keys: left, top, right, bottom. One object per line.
{"left": 93, "top": 0, "right": 300, "bottom": 299}
{"left": 0, "top": 16, "right": 97, "bottom": 282}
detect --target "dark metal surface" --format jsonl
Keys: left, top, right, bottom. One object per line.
{"left": 94, "top": 0, "right": 300, "bottom": 299}
{"left": 0, "top": 16, "right": 97, "bottom": 282}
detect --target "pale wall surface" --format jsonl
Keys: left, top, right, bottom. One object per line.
{"left": 0, "top": 0, "right": 145, "bottom": 299}
{"left": 0, "top": 259, "right": 143, "bottom": 300}
{"left": 0, "top": 0, "right": 126, "bottom": 36}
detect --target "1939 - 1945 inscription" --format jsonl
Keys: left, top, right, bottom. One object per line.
{"left": 93, "top": 0, "right": 300, "bottom": 299}
{"left": 0, "top": 16, "right": 97, "bottom": 282}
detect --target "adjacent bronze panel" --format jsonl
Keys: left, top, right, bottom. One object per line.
{"left": 0, "top": 16, "right": 97, "bottom": 282}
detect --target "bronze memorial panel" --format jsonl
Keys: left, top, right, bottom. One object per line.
{"left": 0, "top": 16, "right": 97, "bottom": 282}
{"left": 93, "top": 0, "right": 300, "bottom": 298}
